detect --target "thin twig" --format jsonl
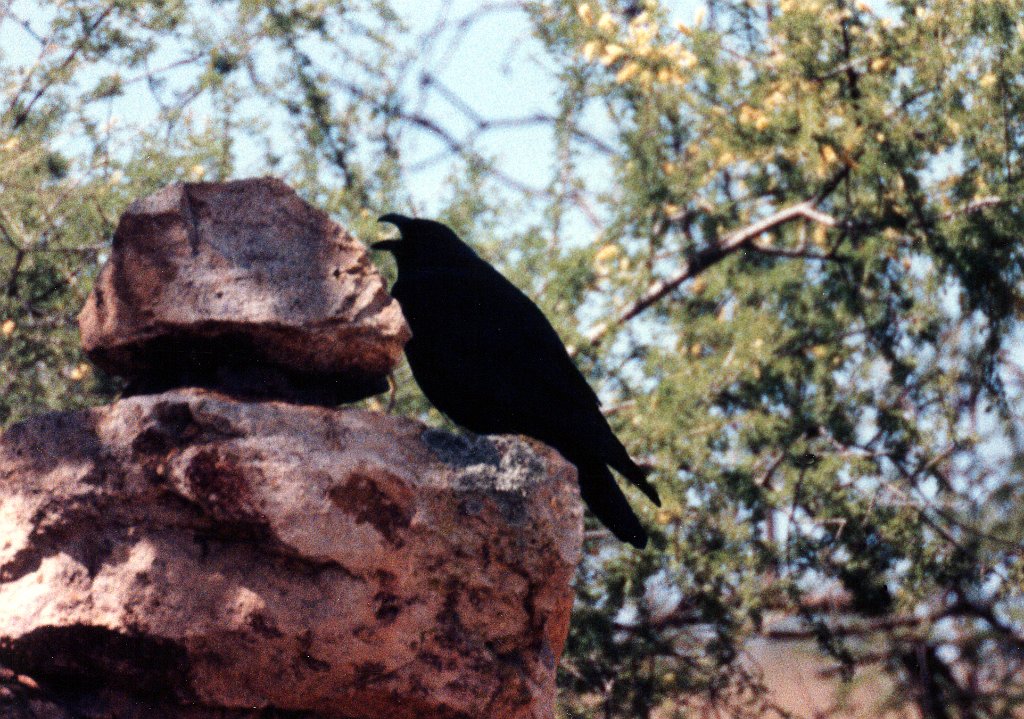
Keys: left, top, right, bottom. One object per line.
{"left": 584, "top": 200, "right": 837, "bottom": 348}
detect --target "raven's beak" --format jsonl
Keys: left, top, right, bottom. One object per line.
{"left": 373, "top": 213, "right": 411, "bottom": 251}
{"left": 378, "top": 212, "right": 413, "bottom": 227}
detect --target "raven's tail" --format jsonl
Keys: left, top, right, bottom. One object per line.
{"left": 612, "top": 455, "right": 661, "bottom": 507}
{"left": 576, "top": 458, "right": 649, "bottom": 549}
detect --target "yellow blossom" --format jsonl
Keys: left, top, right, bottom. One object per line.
{"left": 690, "top": 342, "right": 703, "bottom": 357}
{"left": 676, "top": 21, "right": 692, "bottom": 36}
{"left": 600, "top": 43, "right": 626, "bottom": 65}
{"left": 979, "top": 72, "right": 997, "bottom": 89}
{"left": 663, "top": 202, "right": 682, "bottom": 216}
{"left": 582, "top": 40, "right": 603, "bottom": 61}
{"left": 661, "top": 161, "right": 676, "bottom": 174}
{"left": 615, "top": 61, "right": 641, "bottom": 83}
{"left": 1, "top": 319, "right": 14, "bottom": 337}
{"left": 946, "top": 118, "right": 961, "bottom": 134}
{"left": 1, "top": 137, "right": 18, "bottom": 152}
{"left": 69, "top": 363, "right": 91, "bottom": 381}
{"left": 661, "top": 41, "right": 684, "bottom": 60}
{"left": 594, "top": 244, "right": 620, "bottom": 264}
{"left": 811, "top": 345, "right": 828, "bottom": 359}
{"left": 189, "top": 164, "right": 206, "bottom": 180}
{"left": 754, "top": 114, "right": 770, "bottom": 131}
{"left": 870, "top": 57, "right": 889, "bottom": 72}
{"left": 753, "top": 337, "right": 764, "bottom": 350}
{"left": 694, "top": 6, "right": 706, "bottom": 26}
{"left": 813, "top": 224, "right": 828, "bottom": 248}
{"left": 854, "top": 0, "right": 870, "bottom": 11}
{"left": 628, "top": 11, "right": 651, "bottom": 28}
{"left": 577, "top": 3, "right": 594, "bottom": 24}
{"left": 764, "top": 90, "right": 786, "bottom": 110}
{"left": 678, "top": 49, "right": 698, "bottom": 69}
{"left": 717, "top": 150, "right": 735, "bottom": 166}
{"left": 820, "top": 145, "right": 838, "bottom": 165}
{"left": 597, "top": 11, "right": 617, "bottom": 32}
{"left": 628, "top": 22, "right": 657, "bottom": 50}
{"left": 876, "top": 132, "right": 886, "bottom": 142}
{"left": 691, "top": 276, "right": 707, "bottom": 294}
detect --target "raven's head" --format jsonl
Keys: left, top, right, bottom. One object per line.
{"left": 373, "top": 214, "right": 479, "bottom": 268}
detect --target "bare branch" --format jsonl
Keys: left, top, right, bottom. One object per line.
{"left": 942, "top": 195, "right": 1002, "bottom": 220}
{"left": 9, "top": 2, "right": 117, "bottom": 130}
{"left": 584, "top": 200, "right": 837, "bottom": 348}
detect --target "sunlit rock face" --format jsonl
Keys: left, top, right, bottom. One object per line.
{"left": 79, "top": 177, "right": 409, "bottom": 404}
{"left": 0, "top": 389, "right": 582, "bottom": 719}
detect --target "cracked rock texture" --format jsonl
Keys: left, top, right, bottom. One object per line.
{"left": 78, "top": 178, "right": 410, "bottom": 403}
{"left": 0, "top": 389, "right": 583, "bottom": 719}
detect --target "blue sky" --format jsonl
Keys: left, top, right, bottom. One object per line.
{"left": 0, "top": 0, "right": 701, "bottom": 214}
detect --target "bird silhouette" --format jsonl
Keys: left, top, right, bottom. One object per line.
{"left": 373, "top": 214, "right": 659, "bottom": 547}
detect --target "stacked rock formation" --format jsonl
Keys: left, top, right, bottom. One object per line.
{"left": 79, "top": 178, "right": 409, "bottom": 404}
{"left": 0, "top": 179, "right": 583, "bottom": 719}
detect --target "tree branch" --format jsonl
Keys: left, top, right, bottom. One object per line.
{"left": 584, "top": 200, "right": 837, "bottom": 348}
{"left": 942, "top": 195, "right": 1002, "bottom": 220}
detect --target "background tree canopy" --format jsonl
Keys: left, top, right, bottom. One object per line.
{"left": 1, "top": 0, "right": 1023, "bottom": 716}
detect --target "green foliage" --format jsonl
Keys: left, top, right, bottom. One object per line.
{"left": 2, "top": 1, "right": 1023, "bottom": 717}
{"left": 542, "top": 0, "right": 1024, "bottom": 715}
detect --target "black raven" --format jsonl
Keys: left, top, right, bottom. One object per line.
{"left": 372, "top": 214, "right": 660, "bottom": 548}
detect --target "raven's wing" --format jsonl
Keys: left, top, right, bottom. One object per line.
{"left": 395, "top": 263, "right": 599, "bottom": 416}
{"left": 395, "top": 263, "right": 660, "bottom": 506}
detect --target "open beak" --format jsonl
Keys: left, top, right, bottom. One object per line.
{"left": 378, "top": 212, "right": 412, "bottom": 226}
{"left": 372, "top": 213, "right": 411, "bottom": 252}
{"left": 370, "top": 239, "right": 401, "bottom": 252}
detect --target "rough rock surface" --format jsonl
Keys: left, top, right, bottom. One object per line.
{"left": 0, "top": 389, "right": 582, "bottom": 719}
{"left": 78, "top": 178, "right": 410, "bottom": 403}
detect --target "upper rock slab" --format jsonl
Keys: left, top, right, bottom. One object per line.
{"left": 79, "top": 178, "right": 409, "bottom": 403}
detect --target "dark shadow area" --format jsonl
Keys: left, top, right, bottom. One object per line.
{"left": 94, "top": 333, "right": 389, "bottom": 406}
{"left": 0, "top": 625, "right": 192, "bottom": 698}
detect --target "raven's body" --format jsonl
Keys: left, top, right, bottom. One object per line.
{"left": 374, "top": 216, "right": 659, "bottom": 547}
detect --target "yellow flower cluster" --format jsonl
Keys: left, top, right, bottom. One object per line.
{"left": 577, "top": 5, "right": 698, "bottom": 87}
{"left": 738, "top": 104, "right": 771, "bottom": 131}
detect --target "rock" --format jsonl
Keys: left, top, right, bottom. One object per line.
{"left": 78, "top": 178, "right": 410, "bottom": 404}
{"left": 0, "top": 389, "right": 582, "bottom": 719}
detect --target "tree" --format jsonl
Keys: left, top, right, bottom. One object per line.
{"left": 1, "top": 1, "right": 1022, "bottom": 717}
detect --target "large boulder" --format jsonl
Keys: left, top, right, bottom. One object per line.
{"left": 0, "top": 389, "right": 583, "bottom": 718}
{"left": 78, "top": 178, "right": 410, "bottom": 403}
